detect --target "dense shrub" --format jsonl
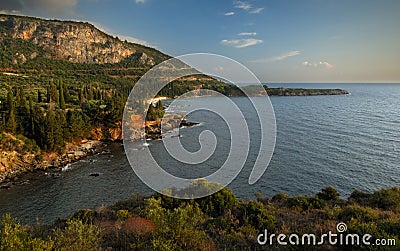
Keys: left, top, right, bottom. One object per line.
{"left": 338, "top": 205, "right": 379, "bottom": 222}
{"left": 237, "top": 201, "right": 276, "bottom": 230}
{"left": 52, "top": 219, "right": 102, "bottom": 251}
{"left": 286, "top": 196, "right": 325, "bottom": 211}
{"left": 317, "top": 186, "right": 340, "bottom": 201}
{"left": 0, "top": 214, "right": 52, "bottom": 251}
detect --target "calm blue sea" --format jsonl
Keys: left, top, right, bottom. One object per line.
{"left": 1, "top": 83, "right": 399, "bottom": 223}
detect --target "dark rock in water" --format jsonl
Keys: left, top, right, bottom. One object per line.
{"left": 89, "top": 173, "right": 100, "bottom": 177}
{"left": 0, "top": 184, "right": 10, "bottom": 190}
{"left": 180, "top": 120, "right": 199, "bottom": 127}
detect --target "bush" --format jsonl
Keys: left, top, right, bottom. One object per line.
{"left": 371, "top": 187, "right": 400, "bottom": 210}
{"left": 271, "top": 193, "right": 289, "bottom": 203}
{"left": 116, "top": 210, "right": 131, "bottom": 222}
{"left": 349, "top": 188, "right": 400, "bottom": 210}
{"left": 52, "top": 219, "right": 102, "bottom": 251}
{"left": 286, "top": 196, "right": 325, "bottom": 211}
{"left": 338, "top": 205, "right": 378, "bottom": 222}
{"left": 138, "top": 198, "right": 212, "bottom": 251}
{"left": 0, "top": 214, "right": 52, "bottom": 251}
{"left": 317, "top": 186, "right": 340, "bottom": 201}
{"left": 72, "top": 209, "right": 96, "bottom": 224}
{"left": 195, "top": 187, "right": 237, "bottom": 217}
{"left": 237, "top": 201, "right": 276, "bottom": 230}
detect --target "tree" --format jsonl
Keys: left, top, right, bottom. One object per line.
{"left": 52, "top": 219, "right": 102, "bottom": 251}
{"left": 317, "top": 186, "right": 340, "bottom": 201}
{"left": 63, "top": 83, "right": 70, "bottom": 103}
{"left": 49, "top": 83, "right": 58, "bottom": 104}
{"left": 28, "top": 95, "right": 35, "bottom": 137}
{"left": 37, "top": 90, "right": 43, "bottom": 103}
{"left": 46, "top": 86, "right": 51, "bottom": 103}
{"left": 5, "top": 87, "right": 16, "bottom": 133}
{"left": 44, "top": 107, "right": 56, "bottom": 151}
{"left": 0, "top": 214, "right": 53, "bottom": 251}
{"left": 59, "top": 81, "right": 66, "bottom": 110}
{"left": 67, "top": 110, "right": 90, "bottom": 140}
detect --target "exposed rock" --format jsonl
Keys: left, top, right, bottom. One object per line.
{"left": 91, "top": 122, "right": 122, "bottom": 141}
{"left": 0, "top": 14, "right": 139, "bottom": 64}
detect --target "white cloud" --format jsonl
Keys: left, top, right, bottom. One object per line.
{"left": 233, "top": 1, "right": 264, "bottom": 14}
{"left": 234, "top": 1, "right": 251, "bottom": 10}
{"left": 302, "top": 61, "right": 334, "bottom": 69}
{"left": 250, "top": 7, "right": 264, "bottom": 14}
{"left": 319, "top": 61, "right": 334, "bottom": 69}
{"left": 221, "top": 38, "right": 263, "bottom": 48}
{"left": 224, "top": 11, "right": 235, "bottom": 16}
{"left": 0, "top": 0, "right": 78, "bottom": 16}
{"left": 0, "top": 10, "right": 23, "bottom": 15}
{"left": 250, "top": 50, "right": 300, "bottom": 63}
{"left": 91, "top": 21, "right": 152, "bottom": 47}
{"left": 135, "top": 0, "right": 146, "bottom": 3}
{"left": 238, "top": 32, "right": 257, "bottom": 36}
{"left": 118, "top": 35, "right": 152, "bottom": 47}
{"left": 272, "top": 50, "right": 301, "bottom": 61}
{"left": 302, "top": 61, "right": 315, "bottom": 67}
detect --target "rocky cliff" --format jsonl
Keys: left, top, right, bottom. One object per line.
{"left": 0, "top": 14, "right": 157, "bottom": 65}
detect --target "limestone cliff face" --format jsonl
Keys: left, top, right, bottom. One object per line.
{"left": 0, "top": 14, "right": 145, "bottom": 65}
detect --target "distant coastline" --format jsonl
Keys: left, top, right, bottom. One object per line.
{"left": 266, "top": 87, "right": 349, "bottom": 96}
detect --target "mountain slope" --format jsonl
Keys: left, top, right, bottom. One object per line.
{"left": 0, "top": 14, "right": 168, "bottom": 67}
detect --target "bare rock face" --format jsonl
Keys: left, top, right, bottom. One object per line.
{"left": 0, "top": 15, "right": 137, "bottom": 64}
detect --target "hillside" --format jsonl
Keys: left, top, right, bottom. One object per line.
{"left": 0, "top": 14, "right": 168, "bottom": 66}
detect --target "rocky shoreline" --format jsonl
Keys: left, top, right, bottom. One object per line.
{"left": 0, "top": 139, "right": 107, "bottom": 190}
{"left": 146, "top": 118, "right": 199, "bottom": 140}
{"left": 0, "top": 118, "right": 198, "bottom": 190}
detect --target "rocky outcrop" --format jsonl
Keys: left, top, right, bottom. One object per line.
{"left": 0, "top": 14, "right": 145, "bottom": 65}
{"left": 91, "top": 122, "right": 123, "bottom": 141}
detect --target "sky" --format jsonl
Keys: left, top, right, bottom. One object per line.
{"left": 1, "top": 0, "right": 399, "bottom": 83}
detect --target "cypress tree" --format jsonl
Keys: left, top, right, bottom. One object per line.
{"left": 63, "top": 83, "right": 70, "bottom": 103}
{"left": 50, "top": 83, "right": 58, "bottom": 104}
{"left": 59, "top": 81, "right": 66, "bottom": 110}
{"left": 46, "top": 86, "right": 51, "bottom": 103}
{"left": 28, "top": 95, "right": 35, "bottom": 137}
{"left": 78, "top": 88, "right": 85, "bottom": 105}
{"left": 38, "top": 90, "right": 43, "bottom": 103}
{"left": 44, "top": 106, "right": 55, "bottom": 151}
{"left": 6, "top": 87, "right": 16, "bottom": 133}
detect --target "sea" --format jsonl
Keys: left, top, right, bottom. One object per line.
{"left": 1, "top": 83, "right": 399, "bottom": 224}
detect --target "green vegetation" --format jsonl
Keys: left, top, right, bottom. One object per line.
{"left": 1, "top": 185, "right": 399, "bottom": 250}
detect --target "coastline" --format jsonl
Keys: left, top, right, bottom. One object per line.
{"left": 0, "top": 139, "right": 107, "bottom": 189}
{"left": 266, "top": 87, "right": 349, "bottom": 96}
{"left": 0, "top": 89, "right": 347, "bottom": 190}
